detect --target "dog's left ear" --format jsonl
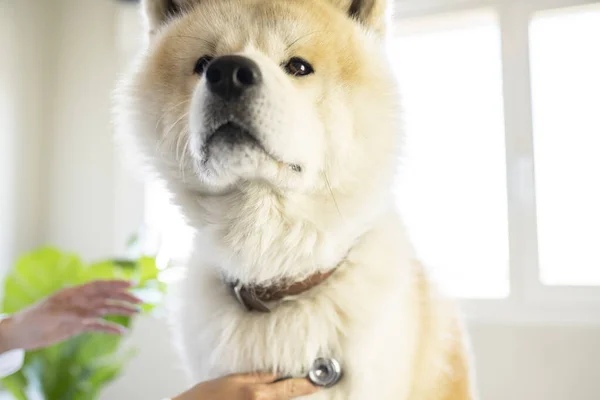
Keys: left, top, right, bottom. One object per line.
{"left": 142, "top": 0, "right": 198, "bottom": 35}
{"left": 331, "top": 0, "right": 390, "bottom": 36}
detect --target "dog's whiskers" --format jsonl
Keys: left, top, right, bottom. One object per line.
{"left": 174, "top": 115, "right": 189, "bottom": 160}
{"left": 178, "top": 132, "right": 192, "bottom": 181}
{"left": 323, "top": 171, "right": 343, "bottom": 220}
{"left": 155, "top": 99, "right": 191, "bottom": 133}
{"left": 173, "top": 35, "right": 214, "bottom": 49}
{"left": 285, "top": 30, "right": 333, "bottom": 53}
{"left": 154, "top": 110, "right": 190, "bottom": 172}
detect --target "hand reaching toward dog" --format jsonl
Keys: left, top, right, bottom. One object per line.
{"left": 172, "top": 373, "right": 320, "bottom": 400}
{"left": 0, "top": 281, "right": 319, "bottom": 400}
{"left": 0, "top": 279, "right": 141, "bottom": 353}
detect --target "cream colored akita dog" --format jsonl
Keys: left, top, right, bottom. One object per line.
{"left": 115, "top": 0, "right": 476, "bottom": 398}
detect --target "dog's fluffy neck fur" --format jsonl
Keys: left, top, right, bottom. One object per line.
{"left": 169, "top": 178, "right": 394, "bottom": 286}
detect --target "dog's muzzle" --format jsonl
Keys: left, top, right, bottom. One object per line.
{"left": 206, "top": 55, "right": 262, "bottom": 101}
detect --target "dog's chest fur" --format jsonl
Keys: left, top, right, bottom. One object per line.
{"left": 169, "top": 211, "right": 421, "bottom": 399}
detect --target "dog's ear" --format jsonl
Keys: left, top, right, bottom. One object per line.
{"left": 331, "top": 0, "right": 390, "bottom": 36}
{"left": 142, "top": 0, "right": 196, "bottom": 34}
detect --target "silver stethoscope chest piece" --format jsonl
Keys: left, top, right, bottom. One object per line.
{"left": 307, "top": 358, "right": 343, "bottom": 388}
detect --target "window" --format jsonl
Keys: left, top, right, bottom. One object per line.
{"left": 391, "top": 10, "right": 509, "bottom": 299}
{"left": 119, "top": 0, "right": 600, "bottom": 322}
{"left": 392, "top": 0, "right": 600, "bottom": 322}
{"left": 529, "top": 4, "right": 600, "bottom": 287}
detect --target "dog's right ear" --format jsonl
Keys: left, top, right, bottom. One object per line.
{"left": 329, "top": 0, "right": 390, "bottom": 37}
{"left": 142, "top": 0, "right": 195, "bottom": 35}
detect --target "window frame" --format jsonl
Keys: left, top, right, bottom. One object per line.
{"left": 395, "top": 0, "right": 600, "bottom": 324}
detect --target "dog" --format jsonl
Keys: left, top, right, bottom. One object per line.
{"left": 114, "top": 0, "right": 477, "bottom": 398}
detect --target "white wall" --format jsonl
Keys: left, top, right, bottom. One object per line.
{"left": 0, "top": 0, "right": 56, "bottom": 276}
{"left": 2, "top": 1, "right": 599, "bottom": 400}
{"left": 1, "top": 0, "right": 132, "bottom": 267}
{"left": 470, "top": 323, "right": 600, "bottom": 400}
{"left": 43, "top": 0, "right": 120, "bottom": 260}
{"left": 0, "top": 1, "right": 18, "bottom": 278}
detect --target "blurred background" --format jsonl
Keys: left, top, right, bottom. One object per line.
{"left": 0, "top": 0, "right": 599, "bottom": 399}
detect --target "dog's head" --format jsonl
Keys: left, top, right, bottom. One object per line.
{"left": 117, "top": 0, "right": 399, "bottom": 210}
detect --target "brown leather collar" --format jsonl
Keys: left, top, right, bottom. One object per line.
{"left": 229, "top": 269, "right": 336, "bottom": 313}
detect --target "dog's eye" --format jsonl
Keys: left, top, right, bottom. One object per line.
{"left": 194, "top": 56, "right": 213, "bottom": 75}
{"left": 284, "top": 57, "right": 314, "bottom": 77}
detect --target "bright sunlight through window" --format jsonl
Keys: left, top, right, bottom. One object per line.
{"left": 390, "top": 10, "right": 510, "bottom": 299}
{"left": 530, "top": 4, "right": 600, "bottom": 286}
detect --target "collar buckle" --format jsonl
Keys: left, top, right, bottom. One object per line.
{"left": 230, "top": 280, "right": 271, "bottom": 313}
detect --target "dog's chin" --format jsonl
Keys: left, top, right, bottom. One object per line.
{"left": 192, "top": 122, "right": 272, "bottom": 189}
{"left": 190, "top": 122, "right": 309, "bottom": 192}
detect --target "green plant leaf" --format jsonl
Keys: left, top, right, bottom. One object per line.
{"left": 125, "top": 233, "right": 140, "bottom": 250}
{"left": 2, "top": 248, "right": 84, "bottom": 314}
{"left": 138, "top": 256, "right": 159, "bottom": 281}
{"left": 1, "top": 371, "right": 29, "bottom": 400}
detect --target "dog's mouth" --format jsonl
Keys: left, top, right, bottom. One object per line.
{"left": 205, "top": 122, "right": 262, "bottom": 150}
{"left": 203, "top": 122, "right": 302, "bottom": 172}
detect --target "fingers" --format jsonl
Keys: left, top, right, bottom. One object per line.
{"left": 79, "top": 280, "right": 141, "bottom": 302}
{"left": 81, "top": 319, "right": 128, "bottom": 335}
{"left": 75, "top": 279, "right": 142, "bottom": 306}
{"left": 108, "top": 291, "right": 143, "bottom": 305}
{"left": 80, "top": 284, "right": 143, "bottom": 304}
{"left": 94, "top": 303, "right": 141, "bottom": 317}
{"left": 57, "top": 280, "right": 143, "bottom": 319}
{"left": 233, "top": 372, "right": 280, "bottom": 384}
{"left": 265, "top": 378, "right": 320, "bottom": 400}
{"left": 80, "top": 279, "right": 135, "bottom": 295}
{"left": 65, "top": 280, "right": 138, "bottom": 303}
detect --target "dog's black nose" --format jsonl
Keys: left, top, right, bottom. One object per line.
{"left": 205, "top": 55, "right": 262, "bottom": 100}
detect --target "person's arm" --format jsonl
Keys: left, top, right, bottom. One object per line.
{"left": 0, "top": 280, "right": 141, "bottom": 378}
{"left": 0, "top": 315, "right": 25, "bottom": 379}
{"left": 170, "top": 373, "right": 320, "bottom": 400}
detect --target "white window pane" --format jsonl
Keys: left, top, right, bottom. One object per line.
{"left": 391, "top": 10, "right": 509, "bottom": 298}
{"left": 530, "top": 5, "right": 600, "bottom": 286}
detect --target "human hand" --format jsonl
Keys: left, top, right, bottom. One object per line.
{"left": 0, "top": 280, "right": 141, "bottom": 353}
{"left": 173, "top": 372, "right": 320, "bottom": 400}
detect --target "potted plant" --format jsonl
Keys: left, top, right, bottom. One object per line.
{"left": 0, "top": 246, "right": 166, "bottom": 400}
